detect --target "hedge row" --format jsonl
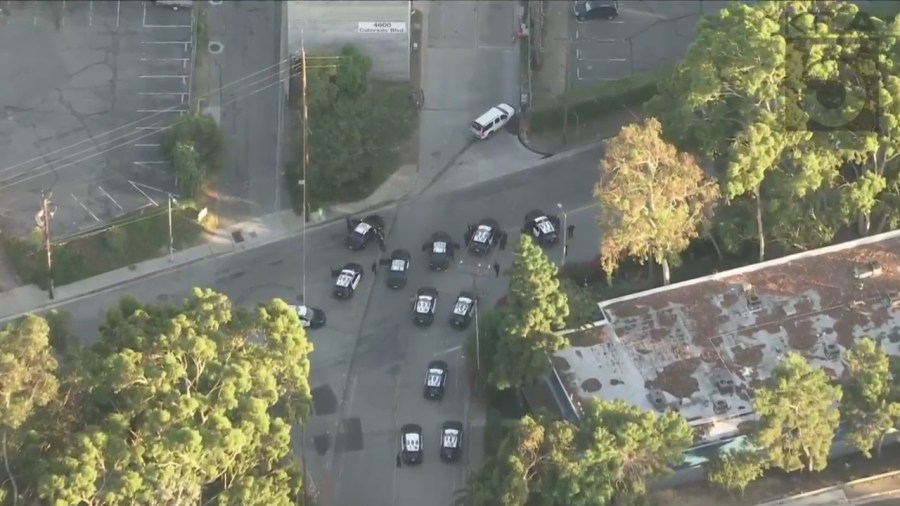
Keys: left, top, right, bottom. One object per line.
{"left": 527, "top": 67, "right": 672, "bottom": 134}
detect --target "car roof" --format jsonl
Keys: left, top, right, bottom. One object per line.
{"left": 342, "top": 262, "right": 363, "bottom": 271}
{"left": 363, "top": 214, "right": 384, "bottom": 225}
{"left": 474, "top": 104, "right": 513, "bottom": 125}
{"left": 391, "top": 248, "right": 411, "bottom": 260}
{"left": 401, "top": 423, "right": 422, "bottom": 433}
{"left": 417, "top": 286, "right": 438, "bottom": 296}
{"left": 526, "top": 209, "right": 546, "bottom": 220}
{"left": 431, "top": 231, "right": 452, "bottom": 241}
{"left": 478, "top": 218, "right": 499, "bottom": 228}
{"left": 458, "top": 290, "right": 477, "bottom": 300}
{"left": 442, "top": 420, "right": 464, "bottom": 431}
{"left": 428, "top": 360, "right": 448, "bottom": 370}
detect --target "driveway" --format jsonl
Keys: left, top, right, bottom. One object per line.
{"left": 0, "top": 0, "right": 191, "bottom": 238}
{"left": 570, "top": 1, "right": 732, "bottom": 85}
{"left": 44, "top": 144, "right": 605, "bottom": 506}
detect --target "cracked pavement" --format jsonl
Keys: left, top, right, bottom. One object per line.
{"left": 0, "top": 1, "right": 189, "bottom": 239}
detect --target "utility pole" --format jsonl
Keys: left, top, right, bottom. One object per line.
{"left": 167, "top": 194, "right": 175, "bottom": 262}
{"left": 40, "top": 193, "right": 55, "bottom": 300}
{"left": 299, "top": 29, "right": 310, "bottom": 506}
{"left": 561, "top": 44, "right": 571, "bottom": 146}
{"left": 557, "top": 202, "right": 568, "bottom": 267}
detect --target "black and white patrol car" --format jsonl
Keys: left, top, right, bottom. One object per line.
{"left": 449, "top": 291, "right": 478, "bottom": 329}
{"left": 423, "top": 360, "right": 448, "bottom": 400}
{"left": 422, "top": 231, "right": 458, "bottom": 271}
{"left": 523, "top": 209, "right": 561, "bottom": 246}
{"left": 384, "top": 248, "right": 411, "bottom": 289}
{"left": 465, "top": 218, "right": 504, "bottom": 256}
{"left": 439, "top": 421, "right": 464, "bottom": 463}
{"left": 412, "top": 287, "right": 438, "bottom": 326}
{"left": 400, "top": 423, "right": 424, "bottom": 465}
{"left": 292, "top": 305, "right": 327, "bottom": 329}
{"left": 332, "top": 263, "right": 363, "bottom": 299}
{"left": 345, "top": 214, "right": 385, "bottom": 250}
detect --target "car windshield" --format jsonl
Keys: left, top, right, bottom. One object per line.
{"left": 416, "top": 296, "right": 433, "bottom": 313}
{"left": 295, "top": 305, "right": 309, "bottom": 317}
{"left": 453, "top": 298, "right": 472, "bottom": 316}
{"left": 353, "top": 222, "right": 371, "bottom": 235}
{"left": 390, "top": 259, "right": 407, "bottom": 271}
{"left": 473, "top": 225, "right": 492, "bottom": 243}
{"left": 336, "top": 272, "right": 355, "bottom": 287}
{"left": 426, "top": 371, "right": 443, "bottom": 387}
{"left": 442, "top": 430, "right": 459, "bottom": 448}
{"left": 404, "top": 433, "right": 420, "bottom": 451}
{"left": 433, "top": 241, "right": 447, "bottom": 254}
{"left": 535, "top": 217, "right": 555, "bottom": 234}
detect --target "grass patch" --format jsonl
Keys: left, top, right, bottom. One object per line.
{"left": 287, "top": 78, "right": 416, "bottom": 213}
{"left": 3, "top": 206, "right": 205, "bottom": 289}
{"left": 527, "top": 66, "right": 671, "bottom": 134}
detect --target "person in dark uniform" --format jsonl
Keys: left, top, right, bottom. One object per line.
{"left": 396, "top": 452, "right": 402, "bottom": 468}
{"left": 499, "top": 232, "right": 508, "bottom": 250}
{"left": 371, "top": 261, "right": 378, "bottom": 274}
{"left": 493, "top": 263, "right": 500, "bottom": 277}
{"left": 345, "top": 217, "right": 353, "bottom": 232}
{"left": 567, "top": 224, "right": 575, "bottom": 239}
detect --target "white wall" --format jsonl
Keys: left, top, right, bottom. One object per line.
{"left": 287, "top": 0, "right": 411, "bottom": 81}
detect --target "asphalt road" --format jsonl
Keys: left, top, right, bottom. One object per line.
{"left": 50, "top": 145, "right": 603, "bottom": 506}
{"left": 205, "top": 0, "right": 286, "bottom": 224}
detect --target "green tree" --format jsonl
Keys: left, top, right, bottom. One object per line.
{"left": 8, "top": 289, "right": 313, "bottom": 505}
{"left": 174, "top": 140, "right": 204, "bottom": 198}
{"left": 465, "top": 307, "right": 507, "bottom": 392}
{"left": 488, "top": 235, "right": 569, "bottom": 390}
{"left": 580, "top": 399, "right": 692, "bottom": 497}
{"left": 0, "top": 315, "right": 59, "bottom": 503}
{"left": 333, "top": 44, "right": 372, "bottom": 98}
{"left": 595, "top": 117, "right": 719, "bottom": 285}
{"left": 753, "top": 353, "right": 842, "bottom": 472}
{"left": 841, "top": 337, "right": 900, "bottom": 457}
{"left": 706, "top": 448, "right": 766, "bottom": 499}
{"left": 161, "top": 112, "right": 226, "bottom": 173}
{"left": 468, "top": 415, "right": 546, "bottom": 506}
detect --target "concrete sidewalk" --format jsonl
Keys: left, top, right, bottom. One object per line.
{"left": 755, "top": 471, "right": 900, "bottom": 506}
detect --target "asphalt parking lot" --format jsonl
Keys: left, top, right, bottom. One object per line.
{"left": 570, "top": 0, "right": 731, "bottom": 85}
{"left": 0, "top": 0, "right": 192, "bottom": 238}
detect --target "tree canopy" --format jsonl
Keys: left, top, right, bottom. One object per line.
{"left": 161, "top": 113, "right": 226, "bottom": 199}
{"left": 752, "top": 352, "right": 842, "bottom": 472}
{"left": 840, "top": 337, "right": 900, "bottom": 457}
{"left": 595, "top": 117, "right": 719, "bottom": 285}
{"left": 3, "top": 289, "right": 313, "bottom": 505}
{"left": 487, "top": 235, "right": 569, "bottom": 390}
{"left": 706, "top": 447, "right": 766, "bottom": 499}
{"left": 647, "top": 1, "right": 900, "bottom": 256}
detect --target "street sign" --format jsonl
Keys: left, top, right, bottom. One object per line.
{"left": 358, "top": 21, "right": 407, "bottom": 34}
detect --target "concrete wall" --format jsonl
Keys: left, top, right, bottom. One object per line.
{"left": 286, "top": 0, "right": 411, "bottom": 82}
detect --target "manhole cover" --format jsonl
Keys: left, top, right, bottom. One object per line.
{"left": 208, "top": 41, "right": 224, "bottom": 54}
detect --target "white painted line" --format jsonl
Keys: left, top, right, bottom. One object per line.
{"left": 137, "top": 109, "right": 188, "bottom": 113}
{"left": 129, "top": 180, "right": 159, "bottom": 207}
{"left": 98, "top": 186, "right": 124, "bottom": 211}
{"left": 140, "top": 58, "right": 190, "bottom": 63}
{"left": 135, "top": 126, "right": 167, "bottom": 131}
{"left": 71, "top": 193, "right": 101, "bottom": 223}
{"left": 61, "top": 0, "right": 65, "bottom": 26}
{"left": 141, "top": 0, "right": 145, "bottom": 26}
{"left": 32, "top": 0, "right": 36, "bottom": 25}
{"left": 138, "top": 92, "right": 188, "bottom": 96}
{"left": 143, "top": 24, "right": 192, "bottom": 28}
{"left": 116, "top": 0, "right": 120, "bottom": 27}
{"left": 134, "top": 143, "right": 160, "bottom": 147}
{"left": 89, "top": 0, "right": 92, "bottom": 26}
{"left": 577, "top": 66, "right": 582, "bottom": 80}
{"left": 581, "top": 58, "right": 628, "bottom": 62}
{"left": 433, "top": 345, "right": 462, "bottom": 357}
{"left": 139, "top": 75, "right": 189, "bottom": 79}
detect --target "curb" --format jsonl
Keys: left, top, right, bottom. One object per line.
{"left": 754, "top": 470, "right": 900, "bottom": 506}
{"left": 0, "top": 198, "right": 404, "bottom": 325}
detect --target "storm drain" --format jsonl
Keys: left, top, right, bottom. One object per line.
{"left": 208, "top": 41, "right": 224, "bottom": 55}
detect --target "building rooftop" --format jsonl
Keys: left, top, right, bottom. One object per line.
{"left": 553, "top": 230, "right": 900, "bottom": 444}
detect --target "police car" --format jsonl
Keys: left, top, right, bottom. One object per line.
{"left": 332, "top": 263, "right": 363, "bottom": 299}
{"left": 400, "top": 423, "right": 424, "bottom": 465}
{"left": 345, "top": 214, "right": 385, "bottom": 250}
{"left": 465, "top": 218, "right": 503, "bottom": 256}
{"left": 423, "top": 360, "right": 448, "bottom": 400}
{"left": 449, "top": 291, "right": 478, "bottom": 329}
{"left": 385, "top": 248, "right": 411, "bottom": 289}
{"left": 439, "top": 421, "right": 464, "bottom": 463}
{"left": 422, "top": 231, "right": 458, "bottom": 271}
{"left": 292, "top": 305, "right": 327, "bottom": 329}
{"left": 413, "top": 287, "right": 438, "bottom": 326}
{"left": 523, "top": 209, "right": 561, "bottom": 246}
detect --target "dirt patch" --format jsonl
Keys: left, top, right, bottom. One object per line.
{"left": 581, "top": 378, "right": 602, "bottom": 392}
{"left": 732, "top": 344, "right": 765, "bottom": 368}
{"left": 551, "top": 355, "right": 571, "bottom": 372}
{"left": 646, "top": 358, "right": 701, "bottom": 399}
{"left": 832, "top": 307, "right": 872, "bottom": 348}
{"left": 786, "top": 319, "right": 817, "bottom": 350}
{"left": 568, "top": 327, "right": 606, "bottom": 347}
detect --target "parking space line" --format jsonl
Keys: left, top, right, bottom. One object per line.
{"left": 129, "top": 181, "right": 161, "bottom": 207}
{"left": 116, "top": 0, "right": 120, "bottom": 27}
{"left": 140, "top": 57, "right": 191, "bottom": 69}
{"left": 89, "top": 0, "right": 92, "bottom": 26}
{"left": 137, "top": 109, "right": 187, "bottom": 114}
{"left": 138, "top": 92, "right": 188, "bottom": 96}
{"left": 135, "top": 126, "right": 167, "bottom": 131}
{"left": 71, "top": 193, "right": 101, "bottom": 224}
{"left": 98, "top": 186, "right": 124, "bottom": 212}
{"left": 61, "top": 0, "right": 65, "bottom": 26}
{"left": 142, "top": 41, "right": 192, "bottom": 49}
{"left": 134, "top": 143, "right": 160, "bottom": 147}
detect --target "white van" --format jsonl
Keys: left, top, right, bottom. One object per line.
{"left": 471, "top": 103, "right": 516, "bottom": 139}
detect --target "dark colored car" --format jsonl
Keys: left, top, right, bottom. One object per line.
{"left": 574, "top": 0, "right": 619, "bottom": 21}
{"left": 400, "top": 423, "right": 424, "bottom": 465}
{"left": 523, "top": 209, "right": 561, "bottom": 246}
{"left": 423, "top": 360, "right": 448, "bottom": 400}
{"left": 464, "top": 218, "right": 503, "bottom": 256}
{"left": 439, "top": 420, "right": 464, "bottom": 463}
{"left": 345, "top": 214, "right": 385, "bottom": 250}
{"left": 413, "top": 287, "right": 438, "bottom": 326}
{"left": 332, "top": 262, "right": 364, "bottom": 299}
{"left": 385, "top": 249, "right": 411, "bottom": 289}
{"left": 293, "top": 305, "right": 327, "bottom": 329}
{"left": 449, "top": 291, "right": 477, "bottom": 329}
{"left": 422, "top": 231, "right": 458, "bottom": 271}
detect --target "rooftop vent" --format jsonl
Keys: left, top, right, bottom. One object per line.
{"left": 854, "top": 261, "right": 882, "bottom": 280}
{"left": 648, "top": 389, "right": 667, "bottom": 412}
{"left": 747, "top": 295, "right": 763, "bottom": 313}
{"left": 713, "top": 398, "right": 729, "bottom": 414}
{"left": 824, "top": 343, "right": 841, "bottom": 360}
